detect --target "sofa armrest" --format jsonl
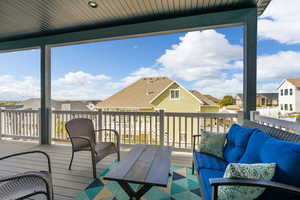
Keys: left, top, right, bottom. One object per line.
{"left": 209, "top": 178, "right": 300, "bottom": 200}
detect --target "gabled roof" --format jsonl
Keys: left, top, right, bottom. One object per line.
{"left": 189, "top": 90, "right": 218, "bottom": 106}
{"left": 277, "top": 79, "right": 300, "bottom": 89}
{"left": 204, "top": 95, "right": 220, "bottom": 104}
{"left": 97, "top": 77, "right": 173, "bottom": 109}
{"left": 287, "top": 79, "right": 300, "bottom": 88}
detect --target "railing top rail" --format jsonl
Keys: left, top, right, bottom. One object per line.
{"left": 164, "top": 112, "right": 238, "bottom": 118}
{"left": 102, "top": 111, "right": 160, "bottom": 116}
{"left": 253, "top": 112, "right": 300, "bottom": 133}
{"left": 52, "top": 110, "right": 97, "bottom": 114}
{"left": 1, "top": 109, "right": 39, "bottom": 113}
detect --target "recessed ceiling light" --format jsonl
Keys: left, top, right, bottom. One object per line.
{"left": 88, "top": 1, "right": 98, "bottom": 8}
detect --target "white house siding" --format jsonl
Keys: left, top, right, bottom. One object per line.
{"left": 278, "top": 81, "right": 298, "bottom": 114}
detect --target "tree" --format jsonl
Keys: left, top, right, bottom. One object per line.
{"left": 218, "top": 95, "right": 234, "bottom": 107}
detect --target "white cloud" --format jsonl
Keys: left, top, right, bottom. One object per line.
{"left": 0, "top": 71, "right": 115, "bottom": 101}
{"left": 52, "top": 71, "right": 112, "bottom": 100}
{"left": 112, "top": 30, "right": 244, "bottom": 98}
{"left": 258, "top": 0, "right": 300, "bottom": 44}
{"left": 157, "top": 30, "right": 243, "bottom": 81}
{"left": 194, "top": 77, "right": 243, "bottom": 98}
{"left": 0, "top": 75, "right": 40, "bottom": 101}
{"left": 258, "top": 51, "right": 300, "bottom": 80}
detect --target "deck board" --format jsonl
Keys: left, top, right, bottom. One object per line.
{"left": 0, "top": 140, "right": 192, "bottom": 200}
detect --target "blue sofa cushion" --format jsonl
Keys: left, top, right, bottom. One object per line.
{"left": 260, "top": 138, "right": 300, "bottom": 186}
{"left": 239, "top": 129, "right": 272, "bottom": 163}
{"left": 198, "top": 169, "right": 224, "bottom": 200}
{"left": 240, "top": 131, "right": 300, "bottom": 200}
{"left": 224, "top": 124, "right": 255, "bottom": 163}
{"left": 194, "top": 152, "right": 228, "bottom": 171}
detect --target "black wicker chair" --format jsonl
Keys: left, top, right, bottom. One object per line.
{"left": 0, "top": 151, "right": 53, "bottom": 200}
{"left": 65, "top": 118, "right": 120, "bottom": 179}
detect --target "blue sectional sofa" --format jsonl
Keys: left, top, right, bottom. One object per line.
{"left": 192, "top": 120, "right": 300, "bottom": 200}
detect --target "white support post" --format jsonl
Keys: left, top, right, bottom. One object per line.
{"left": 98, "top": 109, "right": 103, "bottom": 142}
{"left": 159, "top": 109, "right": 165, "bottom": 146}
{"left": 40, "top": 45, "right": 51, "bottom": 145}
{"left": 0, "top": 109, "right": 2, "bottom": 140}
{"left": 237, "top": 111, "right": 244, "bottom": 125}
{"left": 243, "top": 8, "right": 257, "bottom": 120}
{"left": 250, "top": 111, "right": 259, "bottom": 122}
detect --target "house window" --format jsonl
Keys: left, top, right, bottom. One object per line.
{"left": 280, "top": 104, "right": 283, "bottom": 110}
{"left": 170, "top": 89, "right": 180, "bottom": 100}
{"left": 280, "top": 89, "right": 283, "bottom": 96}
{"left": 290, "top": 89, "right": 293, "bottom": 95}
{"left": 285, "top": 104, "right": 288, "bottom": 111}
{"left": 284, "top": 89, "right": 288, "bottom": 95}
{"left": 290, "top": 104, "right": 293, "bottom": 111}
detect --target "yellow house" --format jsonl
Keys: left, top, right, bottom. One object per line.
{"left": 97, "top": 77, "right": 219, "bottom": 113}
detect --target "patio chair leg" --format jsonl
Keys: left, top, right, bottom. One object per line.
{"left": 117, "top": 151, "right": 120, "bottom": 162}
{"left": 91, "top": 153, "right": 97, "bottom": 179}
{"left": 192, "top": 161, "right": 195, "bottom": 175}
{"left": 68, "top": 151, "right": 74, "bottom": 170}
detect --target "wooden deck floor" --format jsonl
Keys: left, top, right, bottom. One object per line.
{"left": 0, "top": 140, "right": 192, "bottom": 200}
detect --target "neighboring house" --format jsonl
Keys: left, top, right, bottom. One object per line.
{"left": 234, "top": 93, "right": 278, "bottom": 107}
{"left": 0, "top": 101, "right": 23, "bottom": 110}
{"left": 17, "top": 98, "right": 100, "bottom": 111}
{"left": 97, "top": 77, "right": 219, "bottom": 113}
{"left": 278, "top": 79, "right": 300, "bottom": 114}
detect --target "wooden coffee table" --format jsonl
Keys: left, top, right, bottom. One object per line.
{"left": 103, "top": 145, "right": 172, "bottom": 200}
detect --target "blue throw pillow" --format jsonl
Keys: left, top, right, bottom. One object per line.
{"left": 223, "top": 124, "right": 255, "bottom": 163}
{"left": 239, "top": 129, "right": 271, "bottom": 163}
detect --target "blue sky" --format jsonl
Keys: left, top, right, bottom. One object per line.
{"left": 1, "top": 0, "right": 300, "bottom": 101}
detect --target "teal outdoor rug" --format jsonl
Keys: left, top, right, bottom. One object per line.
{"left": 75, "top": 163, "right": 202, "bottom": 200}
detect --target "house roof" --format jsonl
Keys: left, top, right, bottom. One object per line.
{"left": 287, "top": 79, "right": 300, "bottom": 88}
{"left": 18, "top": 98, "right": 99, "bottom": 111}
{"left": 189, "top": 90, "right": 218, "bottom": 106}
{"left": 97, "top": 77, "right": 173, "bottom": 109}
{"left": 257, "top": 93, "right": 278, "bottom": 100}
{"left": 0, "top": 0, "right": 271, "bottom": 44}
{"left": 204, "top": 95, "right": 220, "bottom": 104}
{"left": 236, "top": 93, "right": 278, "bottom": 100}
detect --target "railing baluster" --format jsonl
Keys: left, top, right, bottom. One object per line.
{"left": 167, "top": 115, "right": 169, "bottom": 146}
{"left": 185, "top": 116, "right": 187, "bottom": 149}
{"left": 179, "top": 116, "right": 181, "bottom": 148}
{"left": 128, "top": 113, "right": 131, "bottom": 144}
{"left": 172, "top": 115, "right": 175, "bottom": 147}
{"left": 133, "top": 114, "right": 136, "bottom": 144}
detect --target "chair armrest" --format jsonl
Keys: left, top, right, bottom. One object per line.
{"left": 192, "top": 134, "right": 201, "bottom": 152}
{"left": 0, "top": 171, "right": 51, "bottom": 184}
{"left": 95, "top": 129, "right": 120, "bottom": 146}
{"left": 209, "top": 178, "right": 300, "bottom": 200}
{"left": 0, "top": 151, "right": 52, "bottom": 173}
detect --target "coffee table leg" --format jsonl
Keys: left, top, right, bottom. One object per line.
{"left": 135, "top": 184, "right": 153, "bottom": 199}
{"left": 117, "top": 181, "right": 153, "bottom": 200}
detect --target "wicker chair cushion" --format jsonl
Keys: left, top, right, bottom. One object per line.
{"left": 0, "top": 171, "right": 51, "bottom": 199}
